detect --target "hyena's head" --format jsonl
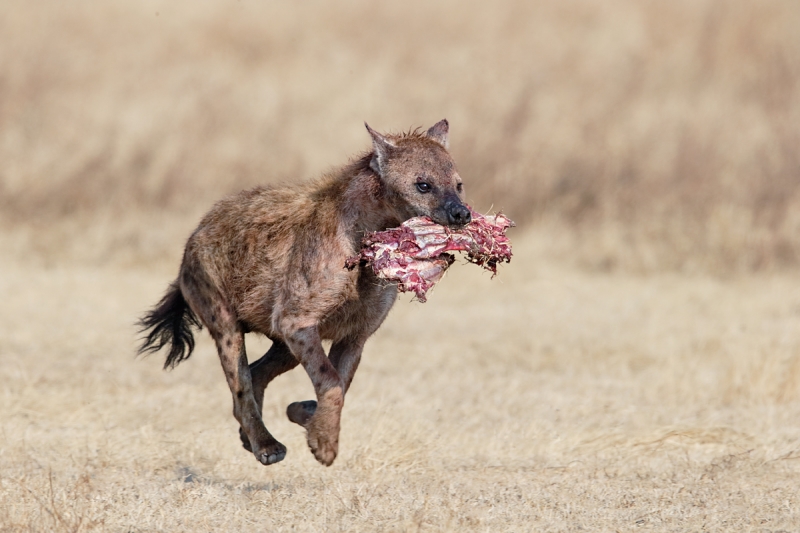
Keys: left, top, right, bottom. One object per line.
{"left": 366, "top": 119, "right": 471, "bottom": 228}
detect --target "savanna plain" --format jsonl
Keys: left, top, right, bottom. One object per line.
{"left": 1, "top": 1, "right": 800, "bottom": 531}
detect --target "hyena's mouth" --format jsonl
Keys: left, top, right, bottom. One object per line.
{"left": 428, "top": 204, "right": 471, "bottom": 228}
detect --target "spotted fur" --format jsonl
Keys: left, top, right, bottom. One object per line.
{"left": 138, "top": 120, "right": 469, "bottom": 466}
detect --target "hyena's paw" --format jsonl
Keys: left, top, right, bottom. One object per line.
{"left": 306, "top": 420, "right": 339, "bottom": 466}
{"left": 304, "top": 389, "right": 343, "bottom": 466}
{"left": 254, "top": 440, "right": 287, "bottom": 466}
{"left": 239, "top": 427, "right": 287, "bottom": 465}
{"left": 286, "top": 400, "right": 317, "bottom": 427}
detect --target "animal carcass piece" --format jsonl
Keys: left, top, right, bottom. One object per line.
{"left": 347, "top": 208, "right": 515, "bottom": 302}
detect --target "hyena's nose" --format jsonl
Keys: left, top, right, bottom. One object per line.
{"left": 446, "top": 202, "right": 472, "bottom": 227}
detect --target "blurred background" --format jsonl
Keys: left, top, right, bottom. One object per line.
{"left": 1, "top": 0, "right": 798, "bottom": 272}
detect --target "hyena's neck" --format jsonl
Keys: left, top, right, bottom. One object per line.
{"left": 337, "top": 159, "right": 402, "bottom": 238}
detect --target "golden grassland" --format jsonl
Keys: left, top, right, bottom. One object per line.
{"left": 2, "top": 0, "right": 800, "bottom": 531}
{"left": 1, "top": 240, "right": 800, "bottom": 531}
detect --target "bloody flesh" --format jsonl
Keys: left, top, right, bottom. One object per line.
{"left": 346, "top": 208, "right": 514, "bottom": 302}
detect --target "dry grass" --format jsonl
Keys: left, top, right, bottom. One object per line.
{"left": 1, "top": 0, "right": 799, "bottom": 271}
{"left": 2, "top": 239, "right": 800, "bottom": 531}
{"left": 2, "top": 1, "right": 800, "bottom": 531}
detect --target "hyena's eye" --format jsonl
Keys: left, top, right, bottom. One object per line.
{"left": 456, "top": 182, "right": 463, "bottom": 193}
{"left": 416, "top": 182, "right": 432, "bottom": 193}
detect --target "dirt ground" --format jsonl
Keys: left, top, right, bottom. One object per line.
{"left": 1, "top": 233, "right": 799, "bottom": 532}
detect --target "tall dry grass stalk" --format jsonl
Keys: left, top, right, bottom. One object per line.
{"left": 1, "top": 0, "right": 798, "bottom": 272}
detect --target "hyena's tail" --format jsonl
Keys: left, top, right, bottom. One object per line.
{"left": 137, "top": 281, "right": 202, "bottom": 369}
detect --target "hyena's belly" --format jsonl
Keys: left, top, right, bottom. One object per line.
{"left": 318, "top": 279, "right": 398, "bottom": 342}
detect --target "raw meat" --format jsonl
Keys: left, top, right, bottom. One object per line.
{"left": 346, "top": 208, "right": 514, "bottom": 302}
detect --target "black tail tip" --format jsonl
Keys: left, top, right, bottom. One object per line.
{"left": 137, "top": 282, "right": 201, "bottom": 369}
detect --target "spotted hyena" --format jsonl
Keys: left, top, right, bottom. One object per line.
{"left": 138, "top": 120, "right": 470, "bottom": 466}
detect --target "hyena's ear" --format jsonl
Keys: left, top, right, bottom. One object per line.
{"left": 365, "top": 123, "right": 395, "bottom": 176}
{"left": 426, "top": 119, "right": 449, "bottom": 149}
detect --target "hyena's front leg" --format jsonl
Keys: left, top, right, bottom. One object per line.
{"left": 283, "top": 326, "right": 344, "bottom": 466}
{"left": 287, "top": 337, "right": 365, "bottom": 427}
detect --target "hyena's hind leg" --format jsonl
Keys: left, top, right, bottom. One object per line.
{"left": 239, "top": 339, "right": 299, "bottom": 452}
{"left": 180, "top": 268, "right": 287, "bottom": 466}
